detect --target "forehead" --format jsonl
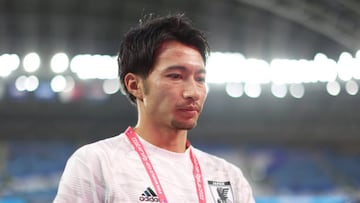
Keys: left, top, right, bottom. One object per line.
{"left": 154, "top": 41, "right": 205, "bottom": 69}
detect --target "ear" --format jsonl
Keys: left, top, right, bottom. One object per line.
{"left": 124, "top": 73, "right": 144, "bottom": 101}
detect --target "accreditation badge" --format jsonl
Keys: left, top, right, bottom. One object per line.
{"left": 208, "top": 181, "right": 234, "bottom": 203}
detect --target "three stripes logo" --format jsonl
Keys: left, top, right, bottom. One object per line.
{"left": 139, "top": 187, "right": 159, "bottom": 202}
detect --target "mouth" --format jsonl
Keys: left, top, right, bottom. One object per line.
{"left": 177, "top": 105, "right": 201, "bottom": 117}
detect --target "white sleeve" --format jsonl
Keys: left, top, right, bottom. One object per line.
{"left": 53, "top": 147, "right": 105, "bottom": 203}
{"left": 242, "top": 181, "right": 256, "bottom": 203}
{"left": 239, "top": 172, "right": 256, "bottom": 203}
{"left": 230, "top": 164, "right": 256, "bottom": 203}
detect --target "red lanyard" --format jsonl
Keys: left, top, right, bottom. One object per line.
{"left": 125, "top": 127, "right": 206, "bottom": 203}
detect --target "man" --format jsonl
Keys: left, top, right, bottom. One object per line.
{"left": 54, "top": 13, "right": 255, "bottom": 203}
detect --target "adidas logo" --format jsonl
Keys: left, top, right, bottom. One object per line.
{"left": 139, "top": 187, "right": 159, "bottom": 202}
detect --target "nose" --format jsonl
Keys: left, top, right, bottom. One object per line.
{"left": 182, "top": 79, "right": 202, "bottom": 101}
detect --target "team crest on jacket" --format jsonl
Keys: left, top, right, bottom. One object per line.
{"left": 208, "top": 181, "right": 234, "bottom": 203}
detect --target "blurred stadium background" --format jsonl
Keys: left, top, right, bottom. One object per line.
{"left": 1, "top": 0, "right": 360, "bottom": 202}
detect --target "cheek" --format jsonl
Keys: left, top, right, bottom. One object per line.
{"left": 146, "top": 85, "right": 176, "bottom": 107}
{"left": 159, "top": 89, "right": 179, "bottom": 103}
{"left": 200, "top": 87, "right": 208, "bottom": 100}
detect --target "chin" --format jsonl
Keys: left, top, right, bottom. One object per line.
{"left": 172, "top": 120, "right": 197, "bottom": 130}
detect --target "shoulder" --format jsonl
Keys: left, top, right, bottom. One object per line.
{"left": 60, "top": 133, "right": 131, "bottom": 180}
{"left": 192, "top": 147, "right": 241, "bottom": 172}
{"left": 191, "top": 147, "right": 251, "bottom": 185}
{"left": 69, "top": 133, "right": 130, "bottom": 164}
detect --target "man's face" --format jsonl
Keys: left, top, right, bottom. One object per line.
{"left": 141, "top": 40, "right": 207, "bottom": 130}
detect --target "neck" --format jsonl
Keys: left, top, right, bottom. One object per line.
{"left": 133, "top": 124, "right": 188, "bottom": 153}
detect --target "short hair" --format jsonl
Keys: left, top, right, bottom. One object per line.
{"left": 117, "top": 13, "right": 210, "bottom": 105}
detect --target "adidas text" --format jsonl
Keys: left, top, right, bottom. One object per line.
{"left": 139, "top": 196, "right": 159, "bottom": 202}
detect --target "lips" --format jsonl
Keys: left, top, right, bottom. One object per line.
{"left": 177, "top": 105, "right": 201, "bottom": 117}
{"left": 178, "top": 104, "right": 200, "bottom": 112}
{"left": 181, "top": 107, "right": 198, "bottom": 111}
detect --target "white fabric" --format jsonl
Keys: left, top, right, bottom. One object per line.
{"left": 54, "top": 131, "right": 255, "bottom": 203}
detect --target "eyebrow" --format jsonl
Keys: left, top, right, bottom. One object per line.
{"left": 165, "top": 65, "right": 206, "bottom": 74}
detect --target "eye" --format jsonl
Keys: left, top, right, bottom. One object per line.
{"left": 196, "top": 73, "right": 206, "bottom": 83}
{"left": 167, "top": 73, "right": 182, "bottom": 79}
{"left": 196, "top": 76, "right": 206, "bottom": 83}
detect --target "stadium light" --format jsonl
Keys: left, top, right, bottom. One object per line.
{"left": 103, "top": 79, "right": 120, "bottom": 95}
{"left": 225, "top": 83, "right": 243, "bottom": 98}
{"left": 289, "top": 83, "right": 305, "bottom": 98}
{"left": 313, "top": 53, "right": 337, "bottom": 82}
{"left": 244, "top": 83, "right": 261, "bottom": 98}
{"left": 345, "top": 80, "right": 359, "bottom": 95}
{"left": 337, "top": 52, "right": 355, "bottom": 81}
{"left": 14, "top": 75, "right": 40, "bottom": 92}
{"left": 15, "top": 75, "right": 27, "bottom": 91}
{"left": 206, "top": 52, "right": 246, "bottom": 84}
{"left": 2, "top": 50, "right": 360, "bottom": 100}
{"left": 271, "top": 83, "right": 287, "bottom": 98}
{"left": 70, "top": 54, "right": 117, "bottom": 80}
{"left": 51, "top": 52, "right": 69, "bottom": 73}
{"left": 244, "top": 58, "right": 270, "bottom": 84}
{"left": 270, "top": 59, "right": 297, "bottom": 84}
{"left": 326, "top": 81, "right": 341, "bottom": 96}
{"left": 23, "top": 52, "right": 41, "bottom": 73}
{"left": 50, "top": 75, "right": 67, "bottom": 92}
{"left": 25, "top": 75, "right": 39, "bottom": 92}
{"left": 0, "top": 54, "right": 20, "bottom": 77}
